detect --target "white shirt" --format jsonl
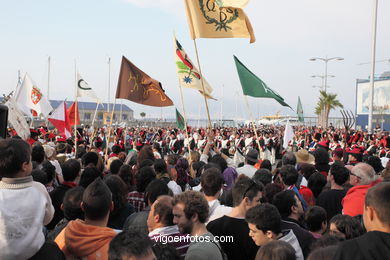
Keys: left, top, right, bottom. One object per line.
{"left": 236, "top": 164, "right": 257, "bottom": 178}
{"left": 221, "top": 140, "right": 229, "bottom": 149}
{"left": 168, "top": 180, "right": 182, "bottom": 195}
{"left": 149, "top": 225, "right": 180, "bottom": 237}
{"left": 0, "top": 176, "right": 54, "bottom": 260}
{"left": 49, "top": 159, "right": 63, "bottom": 177}
{"left": 279, "top": 229, "right": 304, "bottom": 260}
{"left": 206, "top": 199, "right": 232, "bottom": 224}
{"left": 245, "top": 137, "right": 253, "bottom": 148}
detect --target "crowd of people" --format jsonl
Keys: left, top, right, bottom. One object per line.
{"left": 0, "top": 123, "right": 389, "bottom": 260}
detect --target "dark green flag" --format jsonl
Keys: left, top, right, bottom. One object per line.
{"left": 233, "top": 55, "right": 291, "bottom": 108}
{"left": 297, "top": 96, "right": 304, "bottom": 123}
{"left": 176, "top": 108, "right": 185, "bottom": 130}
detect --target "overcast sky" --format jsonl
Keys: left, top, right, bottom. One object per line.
{"left": 1, "top": 0, "right": 389, "bottom": 120}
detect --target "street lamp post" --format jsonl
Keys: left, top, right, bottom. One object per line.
{"left": 309, "top": 57, "right": 343, "bottom": 127}
{"left": 368, "top": 0, "right": 378, "bottom": 134}
{"left": 311, "top": 75, "right": 335, "bottom": 91}
{"left": 309, "top": 57, "right": 344, "bottom": 93}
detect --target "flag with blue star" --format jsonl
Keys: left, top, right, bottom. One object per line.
{"left": 174, "top": 36, "right": 215, "bottom": 100}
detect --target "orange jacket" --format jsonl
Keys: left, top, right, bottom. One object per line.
{"left": 55, "top": 219, "right": 116, "bottom": 260}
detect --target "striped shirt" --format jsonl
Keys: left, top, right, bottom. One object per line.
{"left": 149, "top": 225, "right": 190, "bottom": 258}
{"left": 127, "top": 191, "right": 146, "bottom": 212}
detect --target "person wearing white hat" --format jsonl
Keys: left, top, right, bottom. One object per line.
{"left": 43, "top": 145, "right": 63, "bottom": 184}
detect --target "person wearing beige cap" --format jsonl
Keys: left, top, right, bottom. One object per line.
{"left": 43, "top": 145, "right": 64, "bottom": 184}
{"left": 294, "top": 149, "right": 315, "bottom": 165}
{"left": 294, "top": 149, "right": 315, "bottom": 193}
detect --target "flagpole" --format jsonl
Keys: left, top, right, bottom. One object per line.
{"left": 197, "top": 99, "right": 201, "bottom": 128}
{"left": 107, "top": 57, "right": 111, "bottom": 114}
{"left": 74, "top": 59, "right": 78, "bottom": 157}
{"left": 14, "top": 70, "right": 22, "bottom": 96}
{"left": 104, "top": 98, "right": 117, "bottom": 163}
{"left": 177, "top": 79, "right": 191, "bottom": 153}
{"left": 220, "top": 84, "right": 224, "bottom": 127}
{"left": 45, "top": 56, "right": 51, "bottom": 127}
{"left": 120, "top": 100, "right": 123, "bottom": 123}
{"left": 192, "top": 39, "right": 212, "bottom": 131}
{"left": 243, "top": 95, "right": 262, "bottom": 154}
{"left": 47, "top": 56, "right": 51, "bottom": 100}
{"left": 91, "top": 102, "right": 100, "bottom": 127}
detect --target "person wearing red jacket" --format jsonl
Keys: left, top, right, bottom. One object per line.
{"left": 342, "top": 163, "right": 380, "bottom": 216}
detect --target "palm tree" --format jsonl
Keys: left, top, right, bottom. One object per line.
{"left": 315, "top": 91, "right": 343, "bottom": 127}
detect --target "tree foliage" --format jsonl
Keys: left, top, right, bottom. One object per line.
{"left": 315, "top": 91, "right": 343, "bottom": 126}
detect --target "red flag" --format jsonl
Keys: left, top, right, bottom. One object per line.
{"left": 67, "top": 101, "right": 80, "bottom": 126}
{"left": 48, "top": 101, "right": 72, "bottom": 138}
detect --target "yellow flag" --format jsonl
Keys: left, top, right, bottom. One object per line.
{"left": 184, "top": 0, "right": 255, "bottom": 43}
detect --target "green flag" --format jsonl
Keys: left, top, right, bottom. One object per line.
{"left": 176, "top": 108, "right": 185, "bottom": 130}
{"left": 297, "top": 96, "right": 304, "bottom": 123}
{"left": 233, "top": 55, "right": 291, "bottom": 108}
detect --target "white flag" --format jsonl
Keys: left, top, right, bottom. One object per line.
{"left": 5, "top": 98, "right": 30, "bottom": 140}
{"left": 283, "top": 120, "right": 294, "bottom": 149}
{"left": 14, "top": 78, "right": 33, "bottom": 118}
{"left": 76, "top": 73, "right": 100, "bottom": 102}
{"left": 15, "top": 73, "right": 53, "bottom": 117}
{"left": 174, "top": 37, "right": 216, "bottom": 100}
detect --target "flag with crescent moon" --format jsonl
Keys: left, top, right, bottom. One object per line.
{"left": 116, "top": 56, "right": 174, "bottom": 107}
{"left": 76, "top": 73, "right": 101, "bottom": 103}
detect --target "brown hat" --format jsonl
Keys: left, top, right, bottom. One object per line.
{"left": 295, "top": 149, "right": 315, "bottom": 164}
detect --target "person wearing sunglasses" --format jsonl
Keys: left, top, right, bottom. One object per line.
{"left": 342, "top": 163, "right": 378, "bottom": 216}
{"left": 207, "top": 177, "right": 263, "bottom": 260}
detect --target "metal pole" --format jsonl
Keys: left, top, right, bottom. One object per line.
{"left": 47, "top": 56, "right": 51, "bottom": 100}
{"left": 120, "top": 100, "right": 123, "bottom": 123}
{"left": 324, "top": 59, "right": 328, "bottom": 93}
{"left": 235, "top": 91, "right": 238, "bottom": 121}
{"left": 220, "top": 84, "right": 224, "bottom": 127}
{"left": 323, "top": 59, "right": 328, "bottom": 126}
{"left": 368, "top": 0, "right": 378, "bottom": 134}
{"left": 193, "top": 39, "right": 212, "bottom": 130}
{"left": 45, "top": 57, "right": 51, "bottom": 127}
{"left": 107, "top": 57, "right": 111, "bottom": 114}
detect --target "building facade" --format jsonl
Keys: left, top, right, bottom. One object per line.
{"left": 50, "top": 100, "right": 134, "bottom": 126}
{"left": 355, "top": 73, "right": 390, "bottom": 131}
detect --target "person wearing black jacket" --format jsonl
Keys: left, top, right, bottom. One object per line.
{"left": 273, "top": 190, "right": 315, "bottom": 259}
{"left": 333, "top": 182, "right": 390, "bottom": 260}
{"left": 47, "top": 159, "right": 80, "bottom": 230}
